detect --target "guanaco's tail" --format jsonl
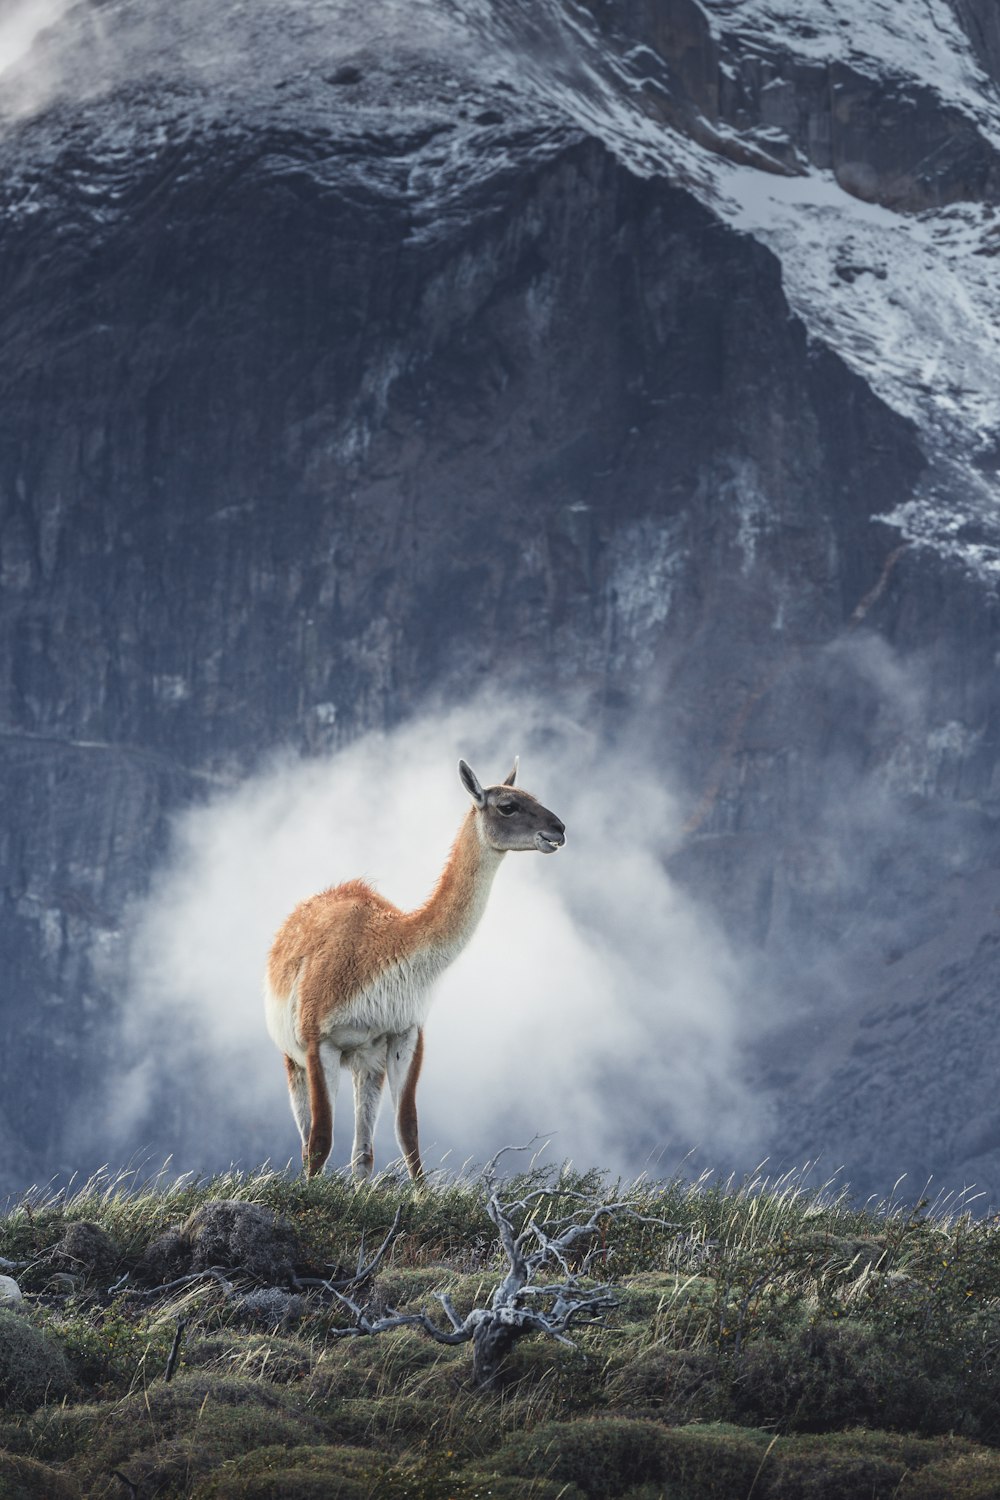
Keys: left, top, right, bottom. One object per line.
{"left": 304, "top": 1042, "right": 333, "bottom": 1178}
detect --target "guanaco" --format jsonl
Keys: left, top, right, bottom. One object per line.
{"left": 265, "top": 758, "right": 566, "bottom": 1179}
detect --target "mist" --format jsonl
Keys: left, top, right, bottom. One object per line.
{"left": 91, "top": 698, "right": 768, "bottom": 1181}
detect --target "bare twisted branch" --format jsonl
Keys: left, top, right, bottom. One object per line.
{"left": 322, "top": 1161, "right": 677, "bottom": 1386}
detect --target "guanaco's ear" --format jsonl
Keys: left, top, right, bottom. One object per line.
{"left": 503, "top": 757, "right": 519, "bottom": 787}
{"left": 458, "top": 759, "right": 487, "bottom": 809}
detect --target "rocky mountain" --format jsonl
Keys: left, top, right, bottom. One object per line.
{"left": 2, "top": 0, "right": 1000, "bottom": 1203}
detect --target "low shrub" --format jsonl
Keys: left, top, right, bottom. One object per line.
{"left": 372, "top": 1266, "right": 490, "bottom": 1314}
{"left": 659, "top": 1422, "right": 771, "bottom": 1496}
{"left": 457, "top": 1475, "right": 585, "bottom": 1499}
{"left": 9, "top": 1162, "right": 1000, "bottom": 1499}
{"left": 181, "top": 1330, "right": 313, "bottom": 1384}
{"left": 48, "top": 1220, "right": 122, "bottom": 1286}
{"left": 731, "top": 1316, "right": 991, "bottom": 1438}
{"left": 764, "top": 1447, "right": 904, "bottom": 1499}
{"left": 229, "top": 1287, "right": 306, "bottom": 1330}
{"left": 494, "top": 1333, "right": 604, "bottom": 1409}
{"left": 611, "top": 1272, "right": 687, "bottom": 1322}
{"left": 0, "top": 1309, "right": 74, "bottom": 1411}
{"left": 49, "top": 1303, "right": 175, "bottom": 1396}
{"left": 196, "top": 1441, "right": 575, "bottom": 1500}
{"left": 325, "top": 1393, "right": 444, "bottom": 1449}
{"left": 0, "top": 1404, "right": 101, "bottom": 1466}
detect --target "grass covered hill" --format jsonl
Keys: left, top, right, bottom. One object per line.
{"left": 2, "top": 1160, "right": 1000, "bottom": 1497}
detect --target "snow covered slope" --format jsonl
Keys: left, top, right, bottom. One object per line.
{"left": 9, "top": 0, "right": 1000, "bottom": 569}
{"left": 490, "top": 0, "right": 1000, "bottom": 578}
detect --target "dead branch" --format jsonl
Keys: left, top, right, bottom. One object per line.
{"left": 164, "top": 1318, "right": 187, "bottom": 1382}
{"left": 122, "top": 1267, "right": 235, "bottom": 1301}
{"left": 296, "top": 1206, "right": 405, "bottom": 1297}
{"left": 323, "top": 1171, "right": 674, "bottom": 1388}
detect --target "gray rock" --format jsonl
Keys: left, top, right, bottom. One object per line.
{"left": 135, "top": 1200, "right": 300, "bottom": 1287}
{"left": 49, "top": 1221, "right": 121, "bottom": 1284}
{"left": 231, "top": 1288, "right": 306, "bottom": 1330}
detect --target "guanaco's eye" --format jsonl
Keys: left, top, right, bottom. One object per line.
{"left": 497, "top": 800, "right": 518, "bottom": 816}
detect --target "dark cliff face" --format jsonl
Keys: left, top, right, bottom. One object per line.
{"left": 2, "top": 0, "right": 999, "bottom": 1198}
{"left": 0, "top": 115, "right": 918, "bottom": 753}
{"left": 953, "top": 0, "right": 1000, "bottom": 86}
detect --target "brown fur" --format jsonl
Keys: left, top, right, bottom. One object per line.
{"left": 267, "top": 813, "right": 485, "bottom": 1038}
{"left": 396, "top": 1027, "right": 424, "bottom": 1179}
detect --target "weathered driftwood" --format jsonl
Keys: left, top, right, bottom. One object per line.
{"left": 325, "top": 1172, "right": 671, "bottom": 1388}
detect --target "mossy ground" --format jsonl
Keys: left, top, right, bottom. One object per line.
{"left": 2, "top": 1162, "right": 1000, "bottom": 1496}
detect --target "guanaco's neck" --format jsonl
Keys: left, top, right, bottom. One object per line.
{"left": 406, "top": 808, "right": 504, "bottom": 955}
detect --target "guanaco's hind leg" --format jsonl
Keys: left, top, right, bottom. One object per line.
{"left": 386, "top": 1026, "right": 424, "bottom": 1181}
{"left": 284, "top": 1055, "right": 311, "bottom": 1169}
{"left": 303, "top": 1041, "right": 342, "bottom": 1177}
{"left": 350, "top": 1049, "right": 387, "bottom": 1180}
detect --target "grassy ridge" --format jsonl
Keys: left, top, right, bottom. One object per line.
{"left": 1, "top": 1162, "right": 1000, "bottom": 1497}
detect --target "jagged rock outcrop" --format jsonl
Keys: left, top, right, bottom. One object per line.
{"left": 953, "top": 0, "right": 1000, "bottom": 85}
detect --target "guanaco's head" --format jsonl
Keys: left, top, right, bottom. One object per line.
{"left": 458, "top": 758, "right": 567, "bottom": 854}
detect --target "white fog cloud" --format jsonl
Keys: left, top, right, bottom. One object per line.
{"left": 0, "top": 1, "right": 69, "bottom": 77}
{"left": 100, "top": 699, "right": 767, "bottom": 1180}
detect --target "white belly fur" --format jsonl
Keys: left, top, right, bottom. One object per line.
{"left": 265, "top": 951, "right": 443, "bottom": 1069}
{"left": 264, "top": 975, "right": 304, "bottom": 1063}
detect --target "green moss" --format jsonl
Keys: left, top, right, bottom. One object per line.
{"left": 456, "top": 1475, "right": 585, "bottom": 1499}
{"left": 309, "top": 1328, "right": 461, "bottom": 1402}
{"left": 492, "top": 1416, "right": 670, "bottom": 1497}
{"left": 901, "top": 1447, "right": 1000, "bottom": 1498}
{"left": 606, "top": 1343, "right": 722, "bottom": 1421}
{"left": 182, "top": 1331, "right": 314, "bottom": 1384}
{"left": 758, "top": 1431, "right": 1000, "bottom": 1500}
{"left": 0, "top": 1453, "right": 79, "bottom": 1500}
{"left": 70, "top": 1372, "right": 323, "bottom": 1494}
{"left": 192, "top": 1443, "right": 374, "bottom": 1499}
{"left": 763, "top": 1430, "right": 911, "bottom": 1499}
{"left": 730, "top": 1317, "right": 987, "bottom": 1437}
{"left": 324, "top": 1394, "right": 445, "bottom": 1449}
{"left": 491, "top": 1334, "right": 604, "bottom": 1411}
{"left": 659, "top": 1422, "right": 772, "bottom": 1496}
{"left": 615, "top": 1271, "right": 716, "bottom": 1323}
{"left": 9, "top": 1162, "right": 1000, "bottom": 1494}
{"left": 0, "top": 1310, "right": 74, "bottom": 1411}
{"left": 196, "top": 1442, "right": 565, "bottom": 1500}
{"left": 0, "top": 1406, "right": 101, "bottom": 1466}
{"left": 495, "top": 1417, "right": 770, "bottom": 1500}
{"left": 371, "top": 1266, "right": 455, "bottom": 1308}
